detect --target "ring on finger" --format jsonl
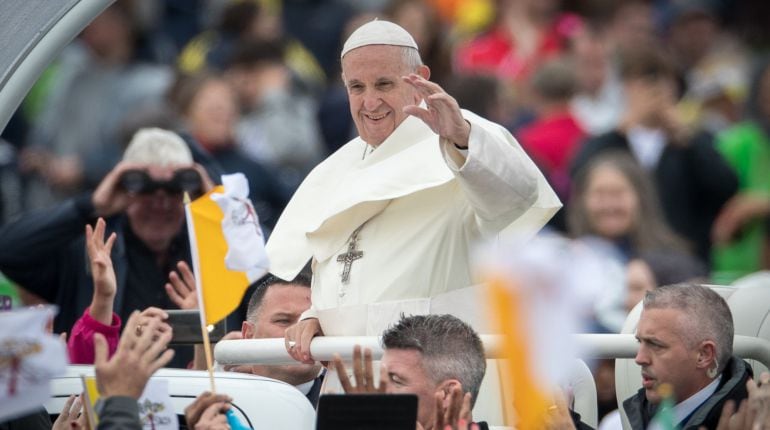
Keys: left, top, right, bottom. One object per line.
{"left": 135, "top": 324, "right": 145, "bottom": 336}
{"left": 288, "top": 341, "right": 296, "bottom": 349}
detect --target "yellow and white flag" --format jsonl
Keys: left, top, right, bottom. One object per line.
{"left": 476, "top": 233, "right": 602, "bottom": 430}
{"left": 186, "top": 173, "right": 269, "bottom": 325}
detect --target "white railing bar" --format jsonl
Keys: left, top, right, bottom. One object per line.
{"left": 214, "top": 334, "right": 770, "bottom": 369}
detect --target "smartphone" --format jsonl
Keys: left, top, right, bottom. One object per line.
{"left": 316, "top": 394, "right": 418, "bottom": 430}
{"left": 165, "top": 309, "right": 227, "bottom": 345}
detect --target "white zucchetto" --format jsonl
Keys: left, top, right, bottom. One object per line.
{"left": 341, "top": 19, "right": 418, "bottom": 59}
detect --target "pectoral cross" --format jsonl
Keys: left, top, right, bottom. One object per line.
{"left": 337, "top": 227, "right": 364, "bottom": 284}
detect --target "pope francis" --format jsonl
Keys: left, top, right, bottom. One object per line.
{"left": 266, "top": 20, "right": 561, "bottom": 363}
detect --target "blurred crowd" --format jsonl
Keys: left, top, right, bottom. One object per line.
{"left": 3, "top": 0, "right": 770, "bottom": 426}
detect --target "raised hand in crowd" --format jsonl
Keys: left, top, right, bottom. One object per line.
{"left": 165, "top": 260, "right": 199, "bottom": 310}
{"left": 86, "top": 218, "right": 117, "bottom": 325}
{"left": 419, "top": 385, "right": 477, "bottom": 430}
{"left": 710, "top": 372, "right": 770, "bottom": 430}
{"left": 332, "top": 345, "right": 388, "bottom": 394}
{"left": 285, "top": 317, "right": 323, "bottom": 364}
{"left": 184, "top": 391, "right": 232, "bottom": 430}
{"left": 94, "top": 310, "right": 174, "bottom": 399}
{"left": 67, "top": 218, "right": 121, "bottom": 365}
{"left": 52, "top": 394, "right": 88, "bottom": 430}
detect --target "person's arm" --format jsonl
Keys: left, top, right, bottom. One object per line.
{"left": 67, "top": 218, "right": 121, "bottom": 364}
{"left": 95, "top": 396, "right": 142, "bottom": 430}
{"left": 0, "top": 195, "right": 94, "bottom": 302}
{"left": 0, "top": 161, "right": 138, "bottom": 302}
{"left": 67, "top": 306, "right": 121, "bottom": 364}
{"left": 402, "top": 73, "right": 557, "bottom": 236}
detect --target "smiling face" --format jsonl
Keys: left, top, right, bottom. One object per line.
{"left": 341, "top": 45, "right": 427, "bottom": 147}
{"left": 381, "top": 348, "right": 440, "bottom": 429}
{"left": 584, "top": 164, "right": 639, "bottom": 240}
{"left": 634, "top": 307, "right": 705, "bottom": 404}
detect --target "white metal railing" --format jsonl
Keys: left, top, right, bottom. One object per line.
{"left": 214, "top": 334, "right": 770, "bottom": 368}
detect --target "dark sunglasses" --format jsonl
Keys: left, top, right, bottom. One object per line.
{"left": 119, "top": 168, "right": 203, "bottom": 197}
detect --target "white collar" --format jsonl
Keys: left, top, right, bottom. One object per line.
{"left": 295, "top": 368, "right": 326, "bottom": 395}
{"left": 627, "top": 125, "right": 666, "bottom": 170}
{"left": 295, "top": 378, "right": 316, "bottom": 395}
{"left": 672, "top": 375, "right": 722, "bottom": 425}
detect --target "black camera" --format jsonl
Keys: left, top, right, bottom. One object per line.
{"left": 119, "top": 168, "right": 203, "bottom": 197}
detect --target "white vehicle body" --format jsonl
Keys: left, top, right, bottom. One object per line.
{"left": 46, "top": 365, "right": 316, "bottom": 429}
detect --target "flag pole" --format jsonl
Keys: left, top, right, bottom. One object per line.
{"left": 184, "top": 192, "right": 216, "bottom": 393}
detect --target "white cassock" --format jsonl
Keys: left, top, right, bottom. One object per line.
{"left": 266, "top": 110, "right": 560, "bottom": 335}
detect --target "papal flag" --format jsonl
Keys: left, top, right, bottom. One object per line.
{"left": 186, "top": 173, "right": 269, "bottom": 325}
{"left": 0, "top": 306, "right": 67, "bottom": 421}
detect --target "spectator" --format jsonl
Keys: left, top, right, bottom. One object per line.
{"left": 571, "top": 45, "right": 738, "bottom": 264}
{"left": 177, "top": 0, "right": 326, "bottom": 93}
{"left": 454, "top": 0, "right": 582, "bottom": 84}
{"left": 624, "top": 250, "right": 708, "bottom": 313}
{"left": 668, "top": 1, "right": 749, "bottom": 134}
{"left": 0, "top": 128, "right": 212, "bottom": 368}
{"left": 518, "top": 57, "right": 585, "bottom": 210}
{"left": 624, "top": 284, "right": 751, "bottom": 429}
{"left": 711, "top": 58, "right": 770, "bottom": 283}
{"left": 569, "top": 25, "right": 624, "bottom": 136}
{"left": 170, "top": 72, "right": 289, "bottom": 232}
{"left": 226, "top": 39, "right": 325, "bottom": 190}
{"left": 568, "top": 151, "right": 690, "bottom": 260}
{"left": 22, "top": 3, "right": 172, "bottom": 208}
{"left": 568, "top": 151, "right": 690, "bottom": 332}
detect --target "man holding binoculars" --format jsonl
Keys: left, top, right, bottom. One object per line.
{"left": 0, "top": 128, "right": 213, "bottom": 368}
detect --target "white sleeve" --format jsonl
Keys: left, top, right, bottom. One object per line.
{"left": 440, "top": 113, "right": 560, "bottom": 236}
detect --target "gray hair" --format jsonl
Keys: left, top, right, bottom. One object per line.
{"left": 401, "top": 46, "right": 423, "bottom": 73}
{"left": 381, "top": 314, "right": 486, "bottom": 405}
{"left": 643, "top": 284, "right": 733, "bottom": 373}
{"left": 122, "top": 128, "right": 193, "bottom": 166}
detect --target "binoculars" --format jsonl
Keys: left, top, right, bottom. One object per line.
{"left": 119, "top": 168, "right": 204, "bottom": 197}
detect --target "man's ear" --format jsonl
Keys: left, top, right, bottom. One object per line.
{"left": 241, "top": 321, "right": 254, "bottom": 339}
{"left": 696, "top": 340, "right": 717, "bottom": 370}
{"left": 417, "top": 65, "right": 431, "bottom": 80}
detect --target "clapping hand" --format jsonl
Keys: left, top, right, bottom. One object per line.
{"left": 332, "top": 345, "right": 388, "bottom": 394}
{"left": 420, "top": 385, "right": 477, "bottom": 430}
{"left": 94, "top": 311, "right": 174, "bottom": 399}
